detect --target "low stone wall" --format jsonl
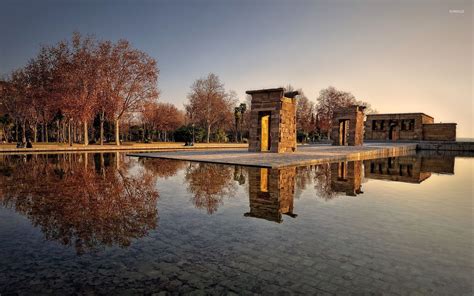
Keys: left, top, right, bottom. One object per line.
{"left": 422, "top": 123, "right": 456, "bottom": 141}
{"left": 365, "top": 140, "right": 474, "bottom": 152}
{"left": 417, "top": 141, "right": 474, "bottom": 152}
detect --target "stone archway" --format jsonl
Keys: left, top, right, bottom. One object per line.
{"left": 331, "top": 105, "right": 365, "bottom": 146}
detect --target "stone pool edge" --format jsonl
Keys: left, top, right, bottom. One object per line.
{"left": 128, "top": 144, "right": 418, "bottom": 168}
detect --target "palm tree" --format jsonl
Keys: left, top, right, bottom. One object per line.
{"left": 238, "top": 103, "right": 246, "bottom": 142}
{"left": 234, "top": 107, "right": 241, "bottom": 142}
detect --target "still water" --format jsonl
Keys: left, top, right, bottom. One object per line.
{"left": 0, "top": 152, "right": 472, "bottom": 295}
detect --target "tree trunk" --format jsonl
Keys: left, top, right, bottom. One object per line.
{"left": 15, "top": 120, "right": 19, "bottom": 142}
{"left": 115, "top": 151, "right": 120, "bottom": 170}
{"left": 56, "top": 120, "right": 60, "bottom": 143}
{"left": 235, "top": 119, "right": 239, "bottom": 143}
{"left": 78, "top": 124, "right": 82, "bottom": 143}
{"left": 99, "top": 111, "right": 105, "bottom": 145}
{"left": 240, "top": 120, "right": 243, "bottom": 142}
{"left": 207, "top": 124, "right": 211, "bottom": 143}
{"left": 100, "top": 153, "right": 105, "bottom": 176}
{"left": 72, "top": 122, "right": 76, "bottom": 143}
{"left": 33, "top": 124, "right": 37, "bottom": 143}
{"left": 62, "top": 121, "right": 66, "bottom": 143}
{"left": 22, "top": 120, "right": 26, "bottom": 143}
{"left": 41, "top": 123, "right": 45, "bottom": 142}
{"left": 84, "top": 152, "right": 88, "bottom": 169}
{"left": 84, "top": 121, "right": 89, "bottom": 145}
{"left": 68, "top": 119, "right": 72, "bottom": 146}
{"left": 45, "top": 123, "right": 48, "bottom": 143}
{"left": 60, "top": 122, "right": 64, "bottom": 143}
{"left": 115, "top": 119, "right": 120, "bottom": 146}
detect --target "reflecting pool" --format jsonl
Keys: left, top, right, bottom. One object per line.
{"left": 0, "top": 152, "right": 472, "bottom": 295}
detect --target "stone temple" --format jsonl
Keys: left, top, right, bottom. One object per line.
{"left": 364, "top": 113, "right": 456, "bottom": 141}
{"left": 331, "top": 105, "right": 366, "bottom": 146}
{"left": 246, "top": 88, "right": 299, "bottom": 153}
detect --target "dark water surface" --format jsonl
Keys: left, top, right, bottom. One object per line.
{"left": 0, "top": 152, "right": 472, "bottom": 295}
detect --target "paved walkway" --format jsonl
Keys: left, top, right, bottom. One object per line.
{"left": 0, "top": 143, "right": 248, "bottom": 154}
{"left": 129, "top": 143, "right": 417, "bottom": 168}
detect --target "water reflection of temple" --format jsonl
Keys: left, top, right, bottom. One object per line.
{"left": 243, "top": 155, "right": 457, "bottom": 223}
{"left": 245, "top": 167, "right": 297, "bottom": 223}
{"left": 330, "top": 161, "right": 363, "bottom": 196}
{"left": 364, "top": 155, "right": 455, "bottom": 184}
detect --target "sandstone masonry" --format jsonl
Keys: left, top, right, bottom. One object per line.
{"left": 246, "top": 88, "right": 298, "bottom": 153}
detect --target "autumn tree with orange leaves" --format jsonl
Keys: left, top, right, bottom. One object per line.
{"left": 97, "top": 39, "right": 159, "bottom": 145}
{"left": 141, "top": 101, "right": 184, "bottom": 141}
{"left": 0, "top": 33, "right": 159, "bottom": 146}
{"left": 185, "top": 73, "right": 236, "bottom": 143}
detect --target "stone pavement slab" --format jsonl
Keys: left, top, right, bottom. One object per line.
{"left": 0, "top": 143, "right": 247, "bottom": 154}
{"left": 128, "top": 143, "right": 417, "bottom": 168}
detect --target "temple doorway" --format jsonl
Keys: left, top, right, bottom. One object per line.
{"left": 389, "top": 126, "right": 395, "bottom": 140}
{"left": 338, "top": 119, "right": 350, "bottom": 146}
{"left": 260, "top": 113, "right": 271, "bottom": 151}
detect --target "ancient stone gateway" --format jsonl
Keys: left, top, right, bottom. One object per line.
{"left": 246, "top": 88, "right": 298, "bottom": 153}
{"left": 331, "top": 105, "right": 365, "bottom": 146}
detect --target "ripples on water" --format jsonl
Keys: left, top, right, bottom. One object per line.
{"left": 0, "top": 152, "right": 472, "bottom": 295}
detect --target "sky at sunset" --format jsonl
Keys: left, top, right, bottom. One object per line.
{"left": 1, "top": 0, "right": 472, "bottom": 137}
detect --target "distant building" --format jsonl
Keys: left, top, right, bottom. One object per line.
{"left": 364, "top": 113, "right": 456, "bottom": 141}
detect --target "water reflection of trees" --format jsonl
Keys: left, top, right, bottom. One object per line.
{"left": 139, "top": 158, "right": 187, "bottom": 179}
{"left": 0, "top": 153, "right": 159, "bottom": 254}
{"left": 184, "top": 163, "right": 237, "bottom": 214}
{"left": 287, "top": 162, "right": 364, "bottom": 200}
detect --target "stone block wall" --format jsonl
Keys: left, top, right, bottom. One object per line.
{"left": 417, "top": 141, "right": 474, "bottom": 151}
{"left": 363, "top": 155, "right": 456, "bottom": 183}
{"left": 247, "top": 88, "right": 297, "bottom": 153}
{"left": 422, "top": 123, "right": 456, "bottom": 141}
{"left": 245, "top": 167, "right": 296, "bottom": 223}
{"left": 330, "top": 161, "right": 363, "bottom": 196}
{"left": 331, "top": 106, "right": 365, "bottom": 146}
{"left": 365, "top": 113, "right": 432, "bottom": 141}
{"left": 278, "top": 98, "right": 297, "bottom": 153}
{"left": 364, "top": 113, "right": 457, "bottom": 142}
{"left": 364, "top": 156, "right": 429, "bottom": 183}
{"left": 421, "top": 156, "right": 455, "bottom": 174}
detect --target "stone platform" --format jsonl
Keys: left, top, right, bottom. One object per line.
{"left": 128, "top": 143, "right": 417, "bottom": 168}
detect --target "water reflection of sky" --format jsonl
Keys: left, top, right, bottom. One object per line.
{"left": 0, "top": 153, "right": 472, "bottom": 295}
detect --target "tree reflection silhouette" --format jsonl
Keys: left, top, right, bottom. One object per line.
{"left": 0, "top": 153, "right": 159, "bottom": 254}
{"left": 184, "top": 162, "right": 236, "bottom": 214}
{"left": 139, "top": 158, "right": 187, "bottom": 179}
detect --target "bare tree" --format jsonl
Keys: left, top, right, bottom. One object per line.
{"left": 185, "top": 73, "right": 236, "bottom": 143}
{"left": 142, "top": 101, "right": 184, "bottom": 141}
{"left": 315, "top": 86, "right": 373, "bottom": 138}
{"left": 296, "top": 92, "right": 315, "bottom": 136}
{"left": 102, "top": 40, "right": 159, "bottom": 145}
